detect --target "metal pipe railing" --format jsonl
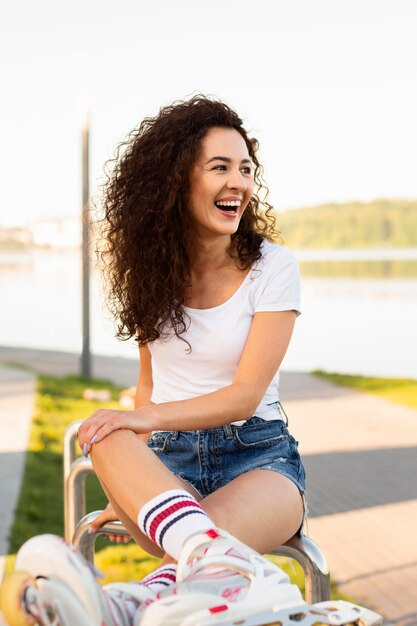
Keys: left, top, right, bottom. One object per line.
{"left": 72, "top": 512, "right": 127, "bottom": 564}
{"left": 270, "top": 534, "right": 330, "bottom": 603}
{"left": 63, "top": 420, "right": 83, "bottom": 481}
{"left": 65, "top": 456, "right": 94, "bottom": 543}
{"left": 64, "top": 420, "right": 92, "bottom": 543}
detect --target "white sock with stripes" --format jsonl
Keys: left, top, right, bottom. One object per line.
{"left": 105, "top": 564, "right": 177, "bottom": 625}
{"left": 138, "top": 489, "right": 215, "bottom": 560}
{"left": 141, "top": 564, "right": 177, "bottom": 593}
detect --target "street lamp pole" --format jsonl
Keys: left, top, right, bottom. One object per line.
{"left": 81, "top": 111, "right": 91, "bottom": 378}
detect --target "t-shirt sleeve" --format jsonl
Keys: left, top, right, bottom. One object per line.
{"left": 254, "top": 247, "right": 301, "bottom": 315}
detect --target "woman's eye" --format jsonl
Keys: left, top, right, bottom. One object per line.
{"left": 212, "top": 165, "right": 226, "bottom": 171}
{"left": 241, "top": 167, "right": 252, "bottom": 175}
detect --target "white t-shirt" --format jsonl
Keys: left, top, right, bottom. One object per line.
{"left": 148, "top": 240, "right": 301, "bottom": 425}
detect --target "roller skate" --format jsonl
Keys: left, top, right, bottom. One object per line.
{"left": 0, "top": 534, "right": 153, "bottom": 626}
{"left": 139, "top": 529, "right": 384, "bottom": 626}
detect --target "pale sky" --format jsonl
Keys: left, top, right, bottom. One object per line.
{"left": 1, "top": 0, "right": 416, "bottom": 226}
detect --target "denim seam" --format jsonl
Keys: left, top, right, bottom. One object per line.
{"left": 233, "top": 433, "right": 289, "bottom": 450}
{"left": 213, "top": 430, "right": 222, "bottom": 492}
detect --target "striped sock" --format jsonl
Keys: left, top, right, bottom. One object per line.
{"left": 105, "top": 566, "right": 177, "bottom": 624}
{"left": 141, "top": 564, "right": 177, "bottom": 593}
{"left": 138, "top": 489, "right": 215, "bottom": 560}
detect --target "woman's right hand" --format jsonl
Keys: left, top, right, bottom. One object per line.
{"left": 89, "top": 502, "right": 131, "bottom": 544}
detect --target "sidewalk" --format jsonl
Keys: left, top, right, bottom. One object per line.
{"left": 0, "top": 346, "right": 416, "bottom": 624}
{"left": 0, "top": 364, "right": 36, "bottom": 583}
{"left": 282, "top": 373, "right": 417, "bottom": 625}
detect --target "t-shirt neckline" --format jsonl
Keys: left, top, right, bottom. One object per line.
{"left": 184, "top": 263, "right": 255, "bottom": 313}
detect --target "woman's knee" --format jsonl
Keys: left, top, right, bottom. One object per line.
{"left": 90, "top": 429, "right": 144, "bottom": 471}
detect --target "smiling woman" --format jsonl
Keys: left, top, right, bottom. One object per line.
{"left": 96, "top": 95, "right": 277, "bottom": 348}
{"left": 76, "top": 96, "right": 309, "bottom": 623}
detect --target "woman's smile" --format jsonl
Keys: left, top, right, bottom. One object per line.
{"left": 214, "top": 197, "right": 242, "bottom": 217}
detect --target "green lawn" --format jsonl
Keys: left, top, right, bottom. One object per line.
{"left": 6, "top": 373, "right": 347, "bottom": 600}
{"left": 313, "top": 370, "right": 417, "bottom": 409}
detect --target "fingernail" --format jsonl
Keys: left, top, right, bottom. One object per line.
{"left": 90, "top": 434, "right": 99, "bottom": 444}
{"left": 83, "top": 443, "right": 88, "bottom": 457}
{"left": 87, "top": 527, "right": 94, "bottom": 534}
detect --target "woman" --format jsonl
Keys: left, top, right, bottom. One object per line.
{"left": 83, "top": 95, "right": 305, "bottom": 621}
{"left": 4, "top": 96, "right": 309, "bottom": 626}
{"left": 81, "top": 94, "right": 306, "bottom": 621}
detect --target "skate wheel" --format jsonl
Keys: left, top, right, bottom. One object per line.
{"left": 0, "top": 571, "right": 37, "bottom": 626}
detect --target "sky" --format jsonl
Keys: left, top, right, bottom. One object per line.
{"left": 1, "top": 0, "right": 416, "bottom": 226}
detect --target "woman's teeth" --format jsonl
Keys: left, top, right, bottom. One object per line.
{"left": 215, "top": 200, "right": 240, "bottom": 207}
{"left": 214, "top": 200, "right": 240, "bottom": 212}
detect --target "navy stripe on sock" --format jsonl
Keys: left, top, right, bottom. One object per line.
{"left": 142, "top": 494, "right": 186, "bottom": 534}
{"left": 158, "top": 509, "right": 206, "bottom": 551}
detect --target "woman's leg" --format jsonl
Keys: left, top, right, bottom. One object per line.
{"left": 200, "top": 470, "right": 304, "bottom": 554}
{"left": 90, "top": 429, "right": 203, "bottom": 560}
{"left": 98, "top": 477, "right": 201, "bottom": 559}
{"left": 91, "top": 430, "right": 302, "bottom": 559}
{"left": 157, "top": 470, "right": 302, "bottom": 566}
{"left": 90, "top": 430, "right": 200, "bottom": 519}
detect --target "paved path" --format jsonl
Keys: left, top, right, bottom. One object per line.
{"left": 0, "top": 346, "right": 416, "bottom": 624}
{"left": 281, "top": 374, "right": 417, "bottom": 625}
{"left": 0, "top": 363, "right": 35, "bottom": 625}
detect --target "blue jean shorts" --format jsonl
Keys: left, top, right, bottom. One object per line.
{"left": 147, "top": 405, "right": 306, "bottom": 502}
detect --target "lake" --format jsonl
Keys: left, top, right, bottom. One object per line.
{"left": 0, "top": 249, "right": 416, "bottom": 379}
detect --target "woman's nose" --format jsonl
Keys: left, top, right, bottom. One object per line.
{"left": 226, "top": 169, "right": 247, "bottom": 191}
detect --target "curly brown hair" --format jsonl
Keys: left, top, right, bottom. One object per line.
{"left": 97, "top": 94, "right": 279, "bottom": 345}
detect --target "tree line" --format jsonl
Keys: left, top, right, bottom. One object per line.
{"left": 277, "top": 198, "right": 417, "bottom": 248}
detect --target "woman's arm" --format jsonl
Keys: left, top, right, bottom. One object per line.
{"left": 145, "top": 310, "right": 296, "bottom": 430}
{"left": 78, "top": 310, "right": 296, "bottom": 450}
{"left": 135, "top": 344, "right": 154, "bottom": 442}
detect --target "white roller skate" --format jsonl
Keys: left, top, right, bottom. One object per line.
{"left": 0, "top": 534, "right": 153, "bottom": 626}
{"left": 139, "top": 529, "right": 384, "bottom": 626}
{"left": 139, "top": 528, "right": 303, "bottom": 626}
{"left": 175, "top": 599, "right": 384, "bottom": 626}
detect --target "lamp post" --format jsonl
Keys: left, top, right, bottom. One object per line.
{"left": 81, "top": 111, "right": 91, "bottom": 378}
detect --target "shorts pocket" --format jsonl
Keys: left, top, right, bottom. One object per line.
{"left": 147, "top": 431, "right": 171, "bottom": 453}
{"left": 233, "top": 420, "right": 289, "bottom": 450}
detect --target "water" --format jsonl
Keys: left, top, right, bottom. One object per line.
{"left": 0, "top": 250, "right": 416, "bottom": 379}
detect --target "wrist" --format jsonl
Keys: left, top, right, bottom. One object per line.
{"left": 134, "top": 405, "right": 160, "bottom": 432}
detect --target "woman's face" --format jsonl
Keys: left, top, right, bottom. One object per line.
{"left": 188, "top": 127, "right": 254, "bottom": 238}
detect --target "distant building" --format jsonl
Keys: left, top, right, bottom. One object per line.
{"left": 0, "top": 226, "right": 33, "bottom": 249}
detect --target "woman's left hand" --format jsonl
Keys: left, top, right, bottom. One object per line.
{"left": 78, "top": 408, "right": 153, "bottom": 457}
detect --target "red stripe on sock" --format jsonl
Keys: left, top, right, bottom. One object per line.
{"left": 144, "top": 572, "right": 177, "bottom": 584}
{"left": 149, "top": 499, "right": 203, "bottom": 544}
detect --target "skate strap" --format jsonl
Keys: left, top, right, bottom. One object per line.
{"left": 185, "top": 554, "right": 256, "bottom": 581}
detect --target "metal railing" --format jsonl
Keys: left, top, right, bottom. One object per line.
{"left": 64, "top": 420, "right": 93, "bottom": 543}
{"left": 64, "top": 422, "right": 330, "bottom": 604}
{"left": 269, "top": 534, "right": 330, "bottom": 603}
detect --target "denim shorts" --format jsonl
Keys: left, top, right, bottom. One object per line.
{"left": 147, "top": 406, "right": 306, "bottom": 502}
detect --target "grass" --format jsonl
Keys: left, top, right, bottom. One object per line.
{"left": 6, "top": 372, "right": 349, "bottom": 601}
{"left": 8, "top": 375, "right": 117, "bottom": 549}
{"left": 313, "top": 370, "right": 417, "bottom": 409}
